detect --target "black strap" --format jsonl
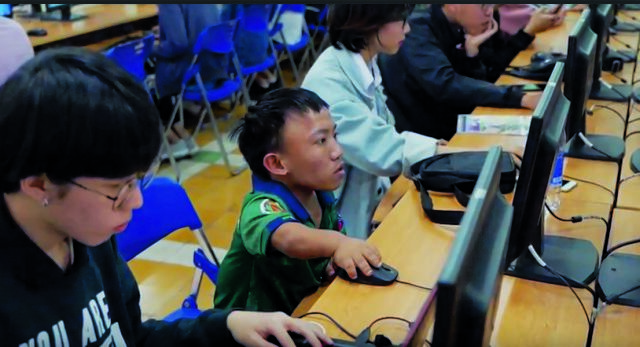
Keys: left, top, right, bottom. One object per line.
{"left": 415, "top": 179, "right": 477, "bottom": 225}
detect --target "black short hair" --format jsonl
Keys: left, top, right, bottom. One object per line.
{"left": 230, "top": 88, "right": 329, "bottom": 180}
{"left": 0, "top": 47, "right": 162, "bottom": 193}
{"left": 328, "top": 4, "right": 415, "bottom": 53}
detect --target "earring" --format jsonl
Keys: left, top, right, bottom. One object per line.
{"left": 42, "top": 198, "right": 49, "bottom": 208}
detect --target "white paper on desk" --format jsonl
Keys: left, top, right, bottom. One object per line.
{"left": 457, "top": 114, "right": 532, "bottom": 136}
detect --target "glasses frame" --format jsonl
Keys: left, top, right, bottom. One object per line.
{"left": 67, "top": 158, "right": 160, "bottom": 210}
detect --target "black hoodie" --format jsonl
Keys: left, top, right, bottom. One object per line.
{"left": 0, "top": 196, "right": 239, "bottom": 347}
{"left": 379, "top": 5, "right": 535, "bottom": 140}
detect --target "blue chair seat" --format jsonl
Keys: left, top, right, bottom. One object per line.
{"left": 182, "top": 77, "right": 242, "bottom": 103}
{"left": 241, "top": 55, "right": 277, "bottom": 75}
{"left": 273, "top": 31, "right": 310, "bottom": 53}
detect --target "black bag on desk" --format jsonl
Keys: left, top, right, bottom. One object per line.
{"left": 410, "top": 151, "right": 517, "bottom": 225}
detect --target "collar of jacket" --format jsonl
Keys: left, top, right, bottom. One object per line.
{"left": 331, "top": 45, "right": 379, "bottom": 107}
{"left": 429, "top": 5, "right": 466, "bottom": 49}
{"left": 251, "top": 174, "right": 336, "bottom": 223}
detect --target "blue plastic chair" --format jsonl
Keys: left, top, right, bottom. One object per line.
{"left": 166, "top": 19, "right": 247, "bottom": 176}
{"left": 236, "top": 4, "right": 284, "bottom": 102}
{"left": 270, "top": 4, "right": 314, "bottom": 83}
{"left": 105, "top": 33, "right": 183, "bottom": 184}
{"left": 306, "top": 5, "right": 329, "bottom": 58}
{"left": 104, "top": 33, "right": 155, "bottom": 83}
{"left": 115, "top": 176, "right": 220, "bottom": 321}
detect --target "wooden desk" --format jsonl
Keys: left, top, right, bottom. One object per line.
{"left": 448, "top": 133, "right": 618, "bottom": 207}
{"left": 14, "top": 4, "right": 157, "bottom": 50}
{"left": 592, "top": 208, "right": 640, "bottom": 346}
{"left": 299, "top": 187, "right": 608, "bottom": 346}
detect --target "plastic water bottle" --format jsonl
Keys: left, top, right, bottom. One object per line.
{"left": 546, "top": 150, "right": 565, "bottom": 211}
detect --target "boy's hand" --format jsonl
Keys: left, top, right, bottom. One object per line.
{"left": 227, "top": 311, "right": 333, "bottom": 347}
{"left": 333, "top": 238, "right": 382, "bottom": 279}
{"left": 464, "top": 18, "right": 499, "bottom": 58}
{"left": 521, "top": 92, "right": 542, "bottom": 109}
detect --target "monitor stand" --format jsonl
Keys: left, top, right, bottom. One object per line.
{"left": 612, "top": 20, "right": 640, "bottom": 32}
{"left": 590, "top": 81, "right": 633, "bottom": 101}
{"left": 507, "top": 235, "right": 599, "bottom": 286}
{"left": 631, "top": 149, "right": 640, "bottom": 173}
{"left": 607, "top": 47, "right": 636, "bottom": 63}
{"left": 598, "top": 253, "right": 640, "bottom": 307}
{"left": 564, "top": 133, "right": 625, "bottom": 163}
{"left": 38, "top": 8, "right": 87, "bottom": 22}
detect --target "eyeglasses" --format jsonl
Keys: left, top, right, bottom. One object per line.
{"left": 68, "top": 158, "right": 160, "bottom": 210}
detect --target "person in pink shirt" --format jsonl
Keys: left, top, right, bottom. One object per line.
{"left": 0, "top": 16, "right": 33, "bottom": 86}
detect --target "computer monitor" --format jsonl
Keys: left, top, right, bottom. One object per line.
{"left": 0, "top": 4, "right": 11, "bottom": 18}
{"left": 32, "top": 3, "right": 86, "bottom": 21}
{"left": 589, "top": 4, "right": 633, "bottom": 101}
{"left": 506, "top": 62, "right": 599, "bottom": 286}
{"left": 400, "top": 286, "right": 438, "bottom": 347}
{"left": 611, "top": 4, "right": 640, "bottom": 32}
{"left": 430, "top": 146, "right": 513, "bottom": 347}
{"left": 563, "top": 8, "right": 625, "bottom": 162}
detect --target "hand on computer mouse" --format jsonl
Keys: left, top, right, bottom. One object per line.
{"left": 227, "top": 311, "right": 332, "bottom": 347}
{"left": 521, "top": 92, "right": 542, "bottom": 109}
{"left": 332, "top": 238, "right": 381, "bottom": 279}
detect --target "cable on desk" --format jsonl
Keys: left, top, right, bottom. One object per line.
{"left": 609, "top": 33, "right": 635, "bottom": 51}
{"left": 604, "top": 237, "right": 640, "bottom": 258}
{"left": 625, "top": 130, "right": 640, "bottom": 139}
{"left": 395, "top": 279, "right": 432, "bottom": 291}
{"left": 527, "top": 246, "right": 595, "bottom": 325}
{"left": 563, "top": 175, "right": 615, "bottom": 197}
{"left": 588, "top": 104, "right": 626, "bottom": 123}
{"left": 603, "top": 283, "right": 640, "bottom": 305}
{"left": 544, "top": 202, "right": 609, "bottom": 230}
{"left": 577, "top": 132, "right": 617, "bottom": 161}
{"left": 619, "top": 172, "right": 640, "bottom": 184}
{"left": 297, "top": 311, "right": 357, "bottom": 340}
{"left": 366, "top": 316, "right": 412, "bottom": 330}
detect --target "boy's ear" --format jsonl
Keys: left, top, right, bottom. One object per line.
{"left": 263, "top": 152, "right": 289, "bottom": 176}
{"left": 19, "top": 175, "right": 49, "bottom": 202}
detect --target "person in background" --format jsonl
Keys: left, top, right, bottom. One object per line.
{"left": 0, "top": 47, "right": 330, "bottom": 347}
{"left": 0, "top": 16, "right": 34, "bottom": 86}
{"left": 499, "top": 4, "right": 566, "bottom": 36}
{"left": 214, "top": 88, "right": 382, "bottom": 314}
{"left": 301, "top": 4, "right": 447, "bottom": 239}
{"left": 223, "top": 4, "right": 279, "bottom": 93}
{"left": 379, "top": 4, "right": 563, "bottom": 141}
{"left": 153, "top": 4, "right": 230, "bottom": 158}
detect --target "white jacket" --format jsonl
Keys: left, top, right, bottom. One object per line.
{"left": 302, "top": 46, "right": 438, "bottom": 239}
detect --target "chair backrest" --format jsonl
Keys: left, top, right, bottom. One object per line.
{"left": 193, "top": 19, "right": 238, "bottom": 55}
{"left": 182, "top": 19, "right": 241, "bottom": 87}
{"left": 240, "top": 4, "right": 272, "bottom": 32}
{"left": 115, "top": 176, "right": 203, "bottom": 261}
{"left": 104, "top": 33, "right": 155, "bottom": 82}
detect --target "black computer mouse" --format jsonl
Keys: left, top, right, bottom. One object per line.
{"left": 530, "top": 51, "right": 565, "bottom": 63}
{"left": 336, "top": 262, "right": 398, "bottom": 286}
{"left": 27, "top": 28, "right": 48, "bottom": 37}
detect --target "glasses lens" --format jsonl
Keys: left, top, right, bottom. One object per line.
{"left": 113, "top": 180, "right": 138, "bottom": 210}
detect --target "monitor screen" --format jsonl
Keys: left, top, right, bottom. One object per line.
{"left": 0, "top": 4, "right": 11, "bottom": 17}
{"left": 563, "top": 9, "right": 596, "bottom": 141}
{"left": 431, "top": 146, "right": 514, "bottom": 347}
{"left": 506, "top": 62, "right": 599, "bottom": 286}
{"left": 589, "top": 4, "right": 614, "bottom": 86}
{"left": 45, "top": 4, "right": 66, "bottom": 11}
{"left": 507, "top": 62, "right": 567, "bottom": 264}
